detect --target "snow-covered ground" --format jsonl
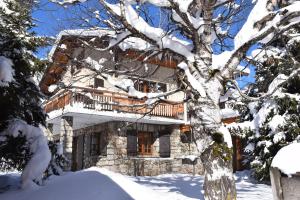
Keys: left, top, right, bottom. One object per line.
{"left": 0, "top": 167, "right": 272, "bottom": 200}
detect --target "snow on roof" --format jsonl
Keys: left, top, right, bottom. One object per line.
{"left": 220, "top": 108, "right": 239, "bottom": 119}
{"left": 271, "top": 143, "right": 300, "bottom": 177}
{"left": 48, "top": 28, "right": 115, "bottom": 62}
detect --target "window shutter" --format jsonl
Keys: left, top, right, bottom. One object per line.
{"left": 85, "top": 133, "right": 91, "bottom": 156}
{"left": 159, "top": 131, "right": 170, "bottom": 158}
{"left": 100, "top": 132, "right": 108, "bottom": 156}
{"left": 127, "top": 130, "right": 137, "bottom": 156}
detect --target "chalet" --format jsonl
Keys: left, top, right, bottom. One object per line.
{"left": 40, "top": 29, "right": 247, "bottom": 176}
{"left": 40, "top": 29, "right": 203, "bottom": 175}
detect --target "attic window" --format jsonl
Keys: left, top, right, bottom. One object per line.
{"left": 94, "top": 78, "right": 104, "bottom": 88}
{"left": 133, "top": 79, "right": 167, "bottom": 93}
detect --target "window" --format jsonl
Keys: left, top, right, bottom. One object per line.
{"left": 133, "top": 79, "right": 167, "bottom": 93}
{"left": 94, "top": 78, "right": 104, "bottom": 88}
{"left": 90, "top": 132, "right": 99, "bottom": 156}
{"left": 90, "top": 132, "right": 107, "bottom": 156}
{"left": 138, "top": 132, "right": 154, "bottom": 155}
{"left": 180, "top": 131, "right": 193, "bottom": 143}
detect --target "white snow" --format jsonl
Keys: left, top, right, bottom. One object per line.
{"left": 48, "top": 84, "right": 58, "bottom": 93}
{"left": 268, "top": 115, "right": 285, "bottom": 134}
{"left": 178, "top": 62, "right": 206, "bottom": 97}
{"left": 0, "top": 120, "right": 51, "bottom": 189}
{"left": 181, "top": 155, "right": 198, "bottom": 162}
{"left": 273, "top": 132, "right": 285, "bottom": 144}
{"left": 218, "top": 126, "right": 233, "bottom": 148}
{"left": 50, "top": 0, "right": 87, "bottom": 5}
{"left": 244, "top": 143, "right": 255, "bottom": 153}
{"left": 0, "top": 56, "right": 14, "bottom": 87}
{"left": 0, "top": 168, "right": 272, "bottom": 200}
{"left": 59, "top": 44, "right": 67, "bottom": 49}
{"left": 106, "top": 75, "right": 164, "bottom": 102}
{"left": 118, "top": 37, "right": 153, "bottom": 51}
{"left": 220, "top": 108, "right": 239, "bottom": 119}
{"left": 271, "top": 143, "right": 300, "bottom": 177}
{"left": 84, "top": 57, "right": 106, "bottom": 71}
{"left": 236, "top": 65, "right": 250, "bottom": 75}
{"left": 104, "top": 1, "right": 195, "bottom": 61}
{"left": 229, "top": 99, "right": 277, "bottom": 136}
{"left": 267, "top": 74, "right": 288, "bottom": 95}
{"left": 0, "top": 1, "right": 13, "bottom": 14}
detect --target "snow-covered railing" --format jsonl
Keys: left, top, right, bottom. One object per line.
{"left": 44, "top": 87, "right": 184, "bottom": 119}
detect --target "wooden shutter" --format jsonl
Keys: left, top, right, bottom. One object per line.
{"left": 85, "top": 133, "right": 91, "bottom": 156}
{"left": 127, "top": 130, "right": 137, "bottom": 156}
{"left": 159, "top": 131, "right": 170, "bottom": 158}
{"left": 99, "top": 132, "right": 108, "bottom": 156}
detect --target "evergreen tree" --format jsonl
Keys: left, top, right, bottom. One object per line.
{"left": 237, "top": 27, "right": 300, "bottom": 182}
{"left": 0, "top": 0, "right": 47, "bottom": 171}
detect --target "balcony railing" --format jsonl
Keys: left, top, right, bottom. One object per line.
{"left": 44, "top": 87, "right": 184, "bottom": 120}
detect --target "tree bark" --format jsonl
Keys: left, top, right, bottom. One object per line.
{"left": 190, "top": 1, "right": 237, "bottom": 198}
{"left": 191, "top": 95, "right": 236, "bottom": 200}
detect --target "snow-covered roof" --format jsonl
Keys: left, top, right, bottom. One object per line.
{"left": 48, "top": 28, "right": 115, "bottom": 61}
{"left": 271, "top": 143, "right": 300, "bottom": 177}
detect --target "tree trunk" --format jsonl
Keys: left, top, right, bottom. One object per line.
{"left": 190, "top": 93, "right": 236, "bottom": 200}
{"left": 188, "top": 1, "right": 237, "bottom": 199}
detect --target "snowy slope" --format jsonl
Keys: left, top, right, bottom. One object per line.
{"left": 0, "top": 168, "right": 272, "bottom": 200}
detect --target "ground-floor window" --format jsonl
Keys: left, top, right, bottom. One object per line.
{"left": 127, "top": 129, "right": 170, "bottom": 157}
{"left": 90, "top": 132, "right": 107, "bottom": 156}
{"left": 138, "top": 132, "right": 154, "bottom": 155}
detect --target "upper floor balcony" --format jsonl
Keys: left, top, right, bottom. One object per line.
{"left": 44, "top": 86, "right": 186, "bottom": 129}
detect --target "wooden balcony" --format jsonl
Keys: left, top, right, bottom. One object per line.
{"left": 44, "top": 88, "right": 184, "bottom": 120}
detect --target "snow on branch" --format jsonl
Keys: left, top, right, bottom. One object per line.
{"left": 0, "top": 56, "right": 14, "bottom": 87}
{"left": 100, "top": 0, "right": 195, "bottom": 61}
{"left": 49, "top": 0, "right": 87, "bottom": 5}
{"left": 178, "top": 62, "right": 206, "bottom": 97}
{"left": 227, "top": 67, "right": 300, "bottom": 102}
{"left": 216, "top": 0, "right": 300, "bottom": 75}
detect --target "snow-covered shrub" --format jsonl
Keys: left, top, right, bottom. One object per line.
{"left": 45, "top": 141, "right": 69, "bottom": 177}
{"left": 0, "top": 135, "right": 31, "bottom": 171}
{"left": 0, "top": 0, "right": 50, "bottom": 188}
{"left": 236, "top": 33, "right": 300, "bottom": 182}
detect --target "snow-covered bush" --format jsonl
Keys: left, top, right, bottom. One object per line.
{"left": 0, "top": 0, "right": 51, "bottom": 188}
{"left": 235, "top": 31, "right": 300, "bottom": 182}
{"left": 45, "top": 141, "right": 69, "bottom": 177}
{"left": 0, "top": 134, "right": 31, "bottom": 171}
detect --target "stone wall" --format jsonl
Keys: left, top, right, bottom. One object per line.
{"left": 270, "top": 167, "right": 300, "bottom": 200}
{"left": 72, "top": 122, "right": 203, "bottom": 176}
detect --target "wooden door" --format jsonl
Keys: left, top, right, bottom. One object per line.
{"left": 72, "top": 135, "right": 84, "bottom": 171}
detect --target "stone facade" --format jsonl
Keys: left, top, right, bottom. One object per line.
{"left": 61, "top": 116, "right": 74, "bottom": 170}
{"left": 62, "top": 121, "right": 204, "bottom": 176}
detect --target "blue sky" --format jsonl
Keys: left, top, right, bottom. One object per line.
{"left": 32, "top": 0, "right": 256, "bottom": 88}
